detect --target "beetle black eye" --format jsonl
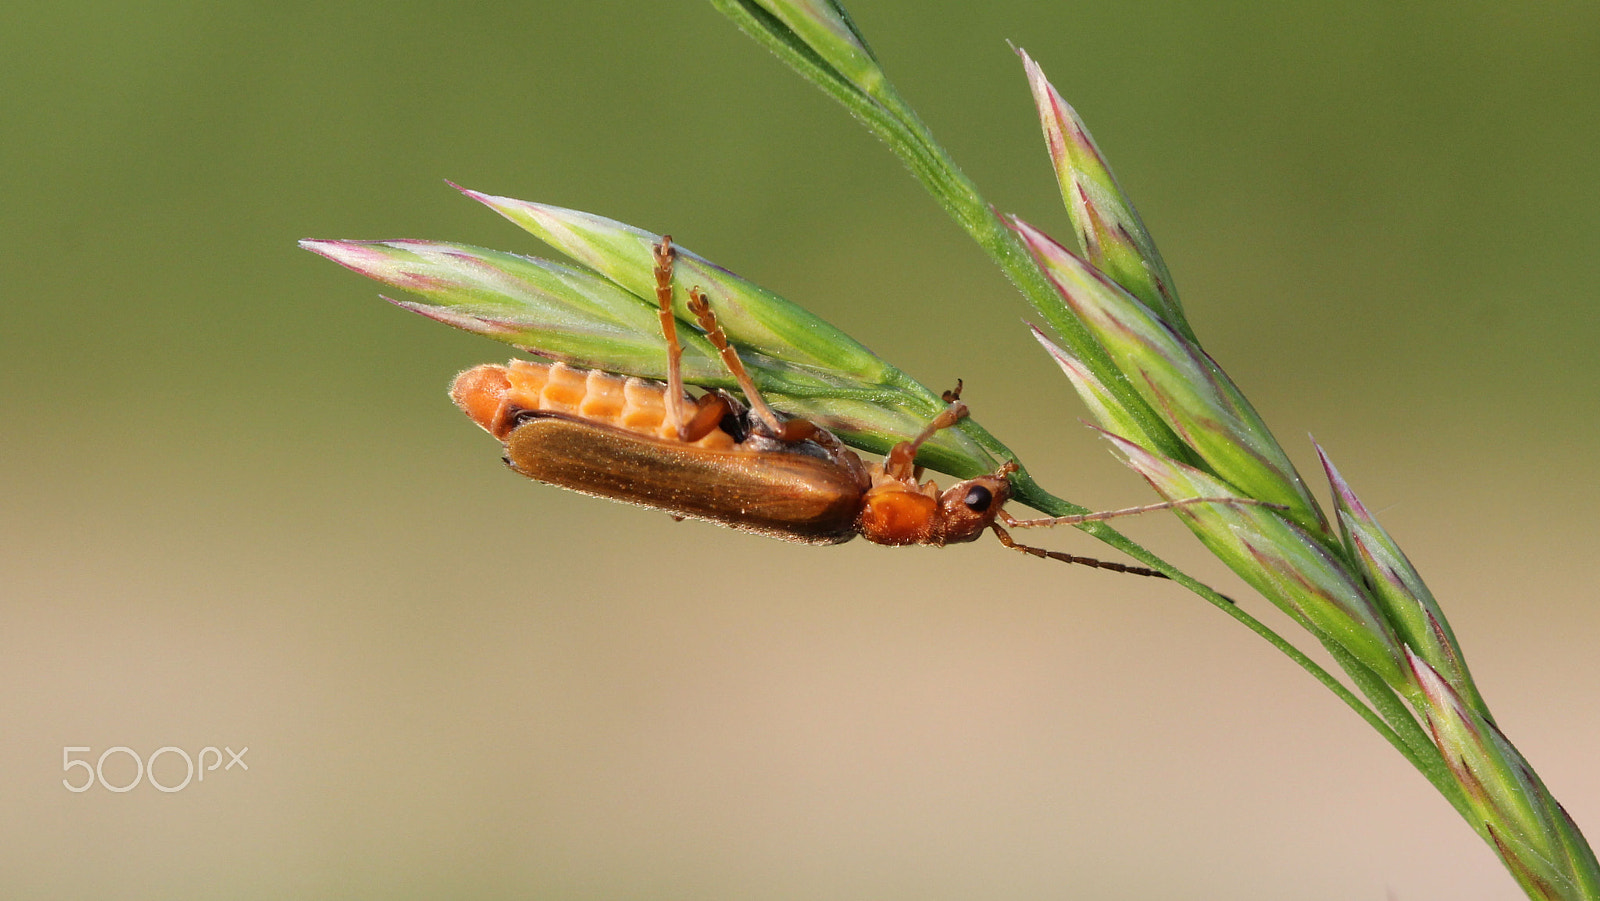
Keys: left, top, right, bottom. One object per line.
{"left": 962, "top": 485, "right": 993, "bottom": 512}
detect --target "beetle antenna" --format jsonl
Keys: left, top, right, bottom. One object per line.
{"left": 990, "top": 521, "right": 1243, "bottom": 601}
{"left": 989, "top": 523, "right": 1169, "bottom": 577}
{"left": 652, "top": 238, "right": 690, "bottom": 439}
{"left": 1001, "top": 496, "right": 1288, "bottom": 529}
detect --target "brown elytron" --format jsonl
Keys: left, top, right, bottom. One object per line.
{"left": 450, "top": 236, "right": 1230, "bottom": 573}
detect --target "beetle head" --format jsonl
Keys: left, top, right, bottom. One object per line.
{"left": 932, "top": 472, "right": 1014, "bottom": 545}
{"left": 856, "top": 466, "right": 1014, "bottom": 547}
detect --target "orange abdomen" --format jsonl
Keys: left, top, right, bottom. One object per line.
{"left": 451, "top": 360, "right": 736, "bottom": 451}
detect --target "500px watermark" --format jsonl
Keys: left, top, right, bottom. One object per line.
{"left": 62, "top": 746, "right": 249, "bottom": 793}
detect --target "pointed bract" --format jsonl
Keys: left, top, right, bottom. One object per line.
{"left": 300, "top": 238, "right": 716, "bottom": 379}
{"left": 1106, "top": 431, "right": 1404, "bottom": 686}
{"left": 1019, "top": 49, "right": 1189, "bottom": 339}
{"left": 1013, "top": 217, "right": 1326, "bottom": 536}
{"left": 751, "top": 0, "right": 882, "bottom": 93}
{"left": 1030, "top": 324, "right": 1161, "bottom": 451}
{"left": 1409, "top": 650, "right": 1581, "bottom": 898}
{"left": 458, "top": 185, "right": 893, "bottom": 383}
{"left": 1317, "top": 443, "right": 1491, "bottom": 717}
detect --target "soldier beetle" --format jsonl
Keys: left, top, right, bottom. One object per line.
{"left": 450, "top": 237, "right": 1248, "bottom": 576}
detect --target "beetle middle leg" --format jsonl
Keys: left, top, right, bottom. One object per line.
{"left": 652, "top": 237, "right": 691, "bottom": 438}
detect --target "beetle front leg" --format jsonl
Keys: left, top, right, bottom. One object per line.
{"left": 882, "top": 398, "right": 969, "bottom": 482}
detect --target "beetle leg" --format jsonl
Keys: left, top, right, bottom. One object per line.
{"left": 989, "top": 523, "right": 1169, "bottom": 578}
{"left": 652, "top": 237, "right": 690, "bottom": 439}
{"left": 882, "top": 400, "right": 969, "bottom": 482}
{"left": 681, "top": 392, "right": 733, "bottom": 443}
{"left": 685, "top": 286, "right": 813, "bottom": 441}
{"left": 1000, "top": 496, "right": 1287, "bottom": 529}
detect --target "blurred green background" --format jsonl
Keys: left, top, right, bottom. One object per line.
{"left": 3, "top": 2, "right": 1596, "bottom": 898}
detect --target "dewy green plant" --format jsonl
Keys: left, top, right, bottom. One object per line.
{"left": 709, "top": 1, "right": 1598, "bottom": 898}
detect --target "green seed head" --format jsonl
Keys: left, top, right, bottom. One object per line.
{"left": 303, "top": 186, "right": 999, "bottom": 478}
